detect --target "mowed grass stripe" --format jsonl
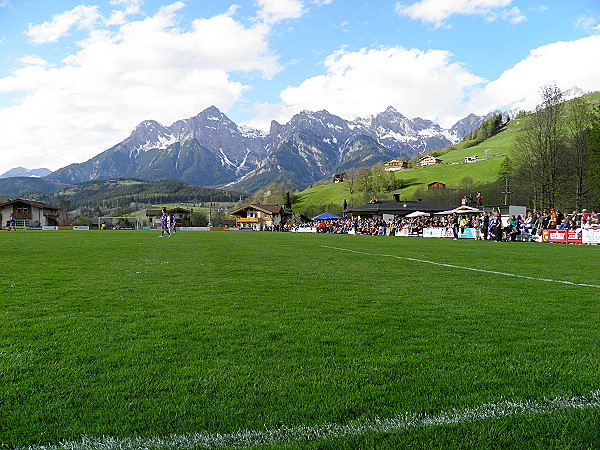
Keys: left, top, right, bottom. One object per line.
{"left": 1, "top": 231, "right": 599, "bottom": 448}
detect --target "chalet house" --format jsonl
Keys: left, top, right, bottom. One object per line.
{"left": 146, "top": 207, "right": 191, "bottom": 228}
{"left": 419, "top": 155, "right": 443, "bottom": 166}
{"left": 428, "top": 182, "right": 446, "bottom": 190}
{"left": 0, "top": 198, "right": 60, "bottom": 227}
{"left": 333, "top": 172, "right": 346, "bottom": 183}
{"left": 229, "top": 204, "right": 292, "bottom": 230}
{"left": 383, "top": 159, "right": 409, "bottom": 171}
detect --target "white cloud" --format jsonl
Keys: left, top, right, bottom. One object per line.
{"left": 278, "top": 46, "right": 485, "bottom": 125}
{"left": 107, "top": 0, "right": 144, "bottom": 25}
{"left": 258, "top": 35, "right": 600, "bottom": 130}
{"left": 466, "top": 35, "right": 600, "bottom": 117}
{"left": 26, "top": 5, "right": 102, "bottom": 43}
{"left": 502, "top": 7, "right": 526, "bottom": 24}
{"left": 255, "top": 0, "right": 306, "bottom": 24}
{"left": 17, "top": 55, "right": 51, "bottom": 67}
{"left": 395, "top": 0, "right": 523, "bottom": 27}
{"left": 241, "top": 101, "right": 298, "bottom": 131}
{"left": 575, "top": 16, "right": 600, "bottom": 34}
{"left": 0, "top": 3, "right": 282, "bottom": 172}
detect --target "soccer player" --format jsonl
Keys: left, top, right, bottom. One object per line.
{"left": 8, "top": 213, "right": 16, "bottom": 231}
{"left": 170, "top": 214, "right": 176, "bottom": 233}
{"left": 159, "top": 208, "right": 171, "bottom": 237}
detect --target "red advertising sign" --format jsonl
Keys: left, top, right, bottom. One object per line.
{"left": 541, "top": 229, "right": 582, "bottom": 244}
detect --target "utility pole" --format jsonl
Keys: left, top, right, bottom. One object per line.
{"left": 502, "top": 177, "right": 511, "bottom": 205}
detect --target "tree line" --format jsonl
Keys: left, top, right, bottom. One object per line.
{"left": 511, "top": 85, "right": 600, "bottom": 211}
{"left": 24, "top": 179, "right": 246, "bottom": 212}
{"left": 462, "top": 113, "right": 504, "bottom": 143}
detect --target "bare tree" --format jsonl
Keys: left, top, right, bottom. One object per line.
{"left": 514, "top": 84, "right": 566, "bottom": 210}
{"left": 564, "top": 96, "right": 594, "bottom": 210}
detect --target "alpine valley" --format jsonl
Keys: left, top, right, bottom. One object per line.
{"left": 38, "top": 106, "right": 499, "bottom": 193}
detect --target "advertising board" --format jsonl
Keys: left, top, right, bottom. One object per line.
{"left": 422, "top": 228, "right": 454, "bottom": 238}
{"left": 582, "top": 229, "right": 600, "bottom": 244}
{"left": 541, "top": 229, "right": 582, "bottom": 244}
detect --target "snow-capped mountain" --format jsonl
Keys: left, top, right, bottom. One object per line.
{"left": 46, "top": 105, "right": 487, "bottom": 191}
{"left": 0, "top": 167, "right": 51, "bottom": 179}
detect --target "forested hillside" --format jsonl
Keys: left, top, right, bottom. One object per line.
{"left": 21, "top": 179, "right": 246, "bottom": 213}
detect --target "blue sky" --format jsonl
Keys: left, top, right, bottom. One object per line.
{"left": 0, "top": 0, "right": 598, "bottom": 174}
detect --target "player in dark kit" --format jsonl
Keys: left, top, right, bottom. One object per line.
{"left": 159, "top": 208, "right": 171, "bottom": 237}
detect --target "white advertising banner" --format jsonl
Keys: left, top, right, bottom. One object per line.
{"left": 73, "top": 226, "right": 90, "bottom": 230}
{"left": 395, "top": 228, "right": 409, "bottom": 237}
{"left": 296, "top": 227, "right": 317, "bottom": 233}
{"left": 582, "top": 229, "right": 600, "bottom": 244}
{"left": 42, "top": 226, "right": 58, "bottom": 231}
{"left": 422, "top": 228, "right": 454, "bottom": 238}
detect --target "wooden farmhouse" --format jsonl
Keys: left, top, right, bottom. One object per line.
{"left": 229, "top": 204, "right": 291, "bottom": 230}
{"left": 383, "top": 159, "right": 409, "bottom": 171}
{"left": 419, "top": 155, "right": 443, "bottom": 166}
{"left": 427, "top": 181, "right": 446, "bottom": 190}
{"left": 0, "top": 198, "right": 60, "bottom": 228}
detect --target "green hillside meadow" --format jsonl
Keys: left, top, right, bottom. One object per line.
{"left": 1, "top": 230, "right": 599, "bottom": 448}
{"left": 293, "top": 92, "right": 600, "bottom": 213}
{"left": 293, "top": 132, "right": 513, "bottom": 213}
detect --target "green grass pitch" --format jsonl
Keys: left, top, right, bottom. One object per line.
{"left": 1, "top": 230, "right": 599, "bottom": 448}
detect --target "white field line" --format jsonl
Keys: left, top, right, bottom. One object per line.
{"left": 322, "top": 245, "right": 600, "bottom": 289}
{"left": 22, "top": 390, "right": 600, "bottom": 449}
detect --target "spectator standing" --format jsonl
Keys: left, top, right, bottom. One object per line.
{"left": 549, "top": 209, "right": 558, "bottom": 229}
{"left": 452, "top": 213, "right": 460, "bottom": 240}
{"left": 481, "top": 212, "right": 489, "bottom": 240}
{"left": 492, "top": 211, "right": 503, "bottom": 242}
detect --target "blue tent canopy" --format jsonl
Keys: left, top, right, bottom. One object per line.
{"left": 311, "top": 212, "right": 342, "bottom": 220}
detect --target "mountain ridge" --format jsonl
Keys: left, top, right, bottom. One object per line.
{"left": 20, "top": 105, "right": 524, "bottom": 192}
{"left": 4, "top": 86, "right": 588, "bottom": 193}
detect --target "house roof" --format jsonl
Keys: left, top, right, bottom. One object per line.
{"left": 345, "top": 200, "right": 453, "bottom": 216}
{"left": 229, "top": 204, "right": 291, "bottom": 216}
{"left": 146, "top": 207, "right": 192, "bottom": 217}
{"left": 0, "top": 198, "right": 60, "bottom": 210}
{"left": 169, "top": 207, "right": 192, "bottom": 214}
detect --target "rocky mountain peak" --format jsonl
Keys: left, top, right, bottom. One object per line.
{"left": 45, "top": 104, "right": 493, "bottom": 191}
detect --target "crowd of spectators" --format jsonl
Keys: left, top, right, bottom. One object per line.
{"left": 275, "top": 208, "right": 600, "bottom": 241}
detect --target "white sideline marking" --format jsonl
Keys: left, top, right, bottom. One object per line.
{"left": 322, "top": 245, "right": 600, "bottom": 289}
{"left": 22, "top": 390, "right": 600, "bottom": 449}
